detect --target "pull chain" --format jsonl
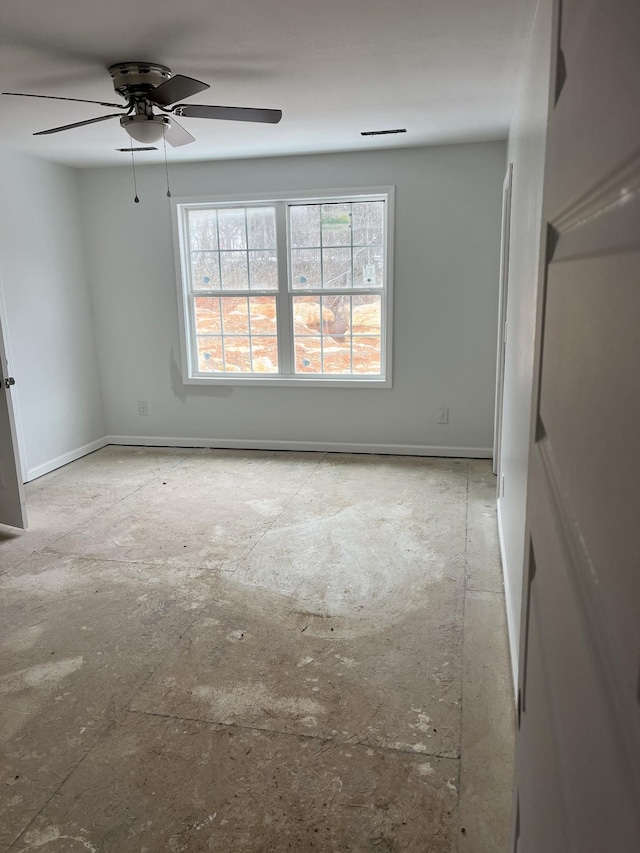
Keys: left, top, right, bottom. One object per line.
{"left": 131, "top": 149, "right": 140, "bottom": 203}
{"left": 163, "top": 123, "right": 172, "bottom": 198}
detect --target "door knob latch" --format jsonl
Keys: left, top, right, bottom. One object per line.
{"left": 4, "top": 377, "right": 15, "bottom": 388}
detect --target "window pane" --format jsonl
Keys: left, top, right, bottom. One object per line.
{"left": 188, "top": 209, "right": 218, "bottom": 251}
{"left": 322, "top": 336, "right": 352, "bottom": 373}
{"left": 351, "top": 294, "right": 382, "bottom": 336}
{"left": 352, "top": 294, "right": 382, "bottom": 374}
{"left": 291, "top": 248, "right": 321, "bottom": 290}
{"left": 223, "top": 336, "right": 251, "bottom": 372}
{"left": 248, "top": 251, "right": 278, "bottom": 290}
{"left": 221, "top": 297, "right": 249, "bottom": 335}
{"left": 321, "top": 203, "right": 351, "bottom": 247}
{"left": 352, "top": 201, "right": 384, "bottom": 245}
{"left": 353, "top": 246, "right": 384, "bottom": 288}
{"left": 322, "top": 247, "right": 352, "bottom": 289}
{"left": 220, "top": 252, "right": 249, "bottom": 290}
{"left": 251, "top": 336, "right": 278, "bottom": 372}
{"left": 291, "top": 294, "right": 382, "bottom": 376}
{"left": 292, "top": 296, "right": 322, "bottom": 335}
{"left": 321, "top": 294, "right": 349, "bottom": 336}
{"left": 218, "top": 208, "right": 247, "bottom": 251}
{"left": 290, "top": 204, "right": 320, "bottom": 248}
{"left": 249, "top": 296, "right": 278, "bottom": 334}
{"left": 247, "top": 207, "right": 276, "bottom": 250}
{"left": 196, "top": 336, "right": 224, "bottom": 372}
{"left": 295, "top": 338, "right": 322, "bottom": 373}
{"left": 196, "top": 298, "right": 278, "bottom": 374}
{"left": 194, "top": 297, "right": 221, "bottom": 335}
{"left": 191, "top": 253, "right": 221, "bottom": 290}
{"left": 353, "top": 338, "right": 381, "bottom": 374}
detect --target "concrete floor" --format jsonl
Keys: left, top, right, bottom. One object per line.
{"left": 0, "top": 448, "right": 514, "bottom": 852}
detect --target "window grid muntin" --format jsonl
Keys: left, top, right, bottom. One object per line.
{"left": 180, "top": 193, "right": 389, "bottom": 381}
{"left": 288, "top": 200, "right": 385, "bottom": 292}
{"left": 194, "top": 294, "right": 279, "bottom": 374}
{"left": 292, "top": 292, "right": 382, "bottom": 376}
{"left": 285, "top": 199, "right": 384, "bottom": 377}
{"left": 187, "top": 205, "right": 278, "bottom": 375}
{"left": 189, "top": 205, "right": 277, "bottom": 294}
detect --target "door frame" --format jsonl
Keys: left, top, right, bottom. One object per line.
{"left": 0, "top": 273, "right": 27, "bottom": 485}
{"left": 493, "top": 162, "right": 514, "bottom": 478}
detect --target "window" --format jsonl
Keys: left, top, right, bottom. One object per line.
{"left": 172, "top": 188, "right": 393, "bottom": 386}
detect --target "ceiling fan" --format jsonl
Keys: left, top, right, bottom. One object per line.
{"left": 3, "top": 61, "right": 283, "bottom": 147}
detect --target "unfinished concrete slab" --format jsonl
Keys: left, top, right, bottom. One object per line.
{"left": 0, "top": 552, "right": 217, "bottom": 849}
{"left": 230, "top": 454, "right": 468, "bottom": 621}
{"left": 466, "top": 460, "right": 504, "bottom": 594}
{"left": 130, "top": 583, "right": 463, "bottom": 757}
{"left": 0, "top": 448, "right": 514, "bottom": 853}
{"left": 48, "top": 451, "right": 325, "bottom": 570}
{"left": 12, "top": 714, "right": 459, "bottom": 852}
{"left": 459, "top": 591, "right": 515, "bottom": 851}
{"left": 41, "top": 445, "right": 198, "bottom": 487}
{"left": 0, "top": 481, "right": 141, "bottom": 574}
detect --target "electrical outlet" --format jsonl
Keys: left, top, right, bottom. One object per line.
{"left": 139, "top": 400, "right": 148, "bottom": 416}
{"left": 437, "top": 407, "right": 449, "bottom": 424}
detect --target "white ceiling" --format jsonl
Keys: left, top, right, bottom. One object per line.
{"left": 0, "top": 0, "right": 537, "bottom": 168}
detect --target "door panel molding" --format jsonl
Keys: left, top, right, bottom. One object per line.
{"left": 534, "top": 434, "right": 640, "bottom": 792}
{"left": 553, "top": 187, "right": 640, "bottom": 262}
{"left": 552, "top": 145, "right": 640, "bottom": 234}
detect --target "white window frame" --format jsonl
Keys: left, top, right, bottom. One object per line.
{"left": 171, "top": 186, "right": 394, "bottom": 388}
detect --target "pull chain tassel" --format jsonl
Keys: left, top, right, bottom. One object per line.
{"left": 131, "top": 149, "right": 140, "bottom": 203}
{"left": 163, "top": 124, "right": 172, "bottom": 198}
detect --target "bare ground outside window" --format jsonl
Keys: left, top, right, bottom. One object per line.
{"left": 194, "top": 294, "right": 381, "bottom": 374}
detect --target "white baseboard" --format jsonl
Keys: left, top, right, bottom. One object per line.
{"left": 497, "top": 497, "right": 519, "bottom": 701}
{"left": 25, "top": 437, "right": 109, "bottom": 483}
{"left": 105, "top": 435, "right": 493, "bottom": 459}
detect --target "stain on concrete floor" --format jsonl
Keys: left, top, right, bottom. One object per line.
{"left": 0, "top": 448, "right": 514, "bottom": 852}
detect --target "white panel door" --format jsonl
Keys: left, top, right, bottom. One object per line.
{"left": 513, "top": 0, "right": 640, "bottom": 850}
{"left": 0, "top": 301, "right": 26, "bottom": 530}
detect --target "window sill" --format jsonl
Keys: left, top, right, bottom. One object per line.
{"left": 183, "top": 375, "right": 392, "bottom": 389}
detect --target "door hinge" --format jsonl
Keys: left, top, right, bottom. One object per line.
{"left": 555, "top": 48, "right": 567, "bottom": 104}
{"left": 554, "top": 0, "right": 567, "bottom": 105}
{"left": 546, "top": 223, "right": 560, "bottom": 265}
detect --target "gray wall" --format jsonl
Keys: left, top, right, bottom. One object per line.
{"left": 0, "top": 150, "right": 105, "bottom": 480}
{"left": 79, "top": 142, "right": 505, "bottom": 454}
{"left": 499, "top": 0, "right": 554, "bottom": 684}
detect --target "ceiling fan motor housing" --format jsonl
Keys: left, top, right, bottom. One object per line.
{"left": 109, "top": 62, "right": 172, "bottom": 100}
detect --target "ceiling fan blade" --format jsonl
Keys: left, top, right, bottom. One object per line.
{"left": 148, "top": 74, "right": 209, "bottom": 107}
{"left": 33, "top": 113, "right": 122, "bottom": 136}
{"left": 3, "top": 92, "right": 126, "bottom": 108}
{"left": 173, "top": 104, "right": 282, "bottom": 124}
{"left": 164, "top": 117, "right": 195, "bottom": 147}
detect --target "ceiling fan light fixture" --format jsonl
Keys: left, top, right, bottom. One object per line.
{"left": 120, "top": 114, "right": 169, "bottom": 144}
